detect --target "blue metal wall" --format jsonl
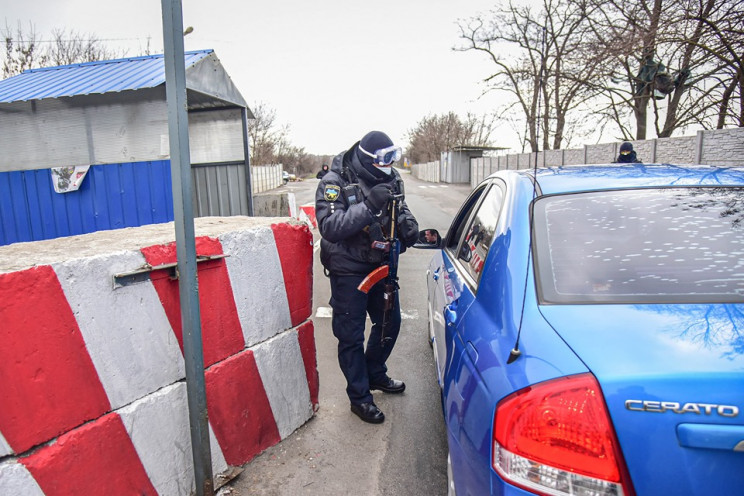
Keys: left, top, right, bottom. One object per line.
{"left": 0, "top": 161, "right": 174, "bottom": 246}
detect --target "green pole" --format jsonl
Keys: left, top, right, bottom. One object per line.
{"left": 160, "top": 1, "right": 214, "bottom": 494}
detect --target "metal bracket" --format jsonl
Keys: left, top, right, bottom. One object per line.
{"left": 113, "top": 254, "right": 228, "bottom": 289}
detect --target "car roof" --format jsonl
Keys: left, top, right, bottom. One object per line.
{"left": 499, "top": 164, "right": 744, "bottom": 195}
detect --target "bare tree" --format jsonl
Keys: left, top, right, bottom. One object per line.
{"left": 683, "top": 0, "right": 744, "bottom": 128}
{"left": 458, "top": 0, "right": 607, "bottom": 152}
{"left": 46, "top": 28, "right": 122, "bottom": 67}
{"left": 247, "top": 101, "right": 315, "bottom": 175}
{"left": 405, "top": 111, "right": 496, "bottom": 163}
{"left": 458, "top": 0, "right": 743, "bottom": 145}
{"left": 579, "top": 0, "right": 732, "bottom": 140}
{"left": 2, "top": 21, "right": 124, "bottom": 78}
{"left": 247, "top": 102, "right": 285, "bottom": 165}
{"left": 3, "top": 21, "right": 44, "bottom": 77}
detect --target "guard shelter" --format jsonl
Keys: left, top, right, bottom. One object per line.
{"left": 440, "top": 146, "right": 506, "bottom": 184}
{"left": 0, "top": 50, "right": 254, "bottom": 246}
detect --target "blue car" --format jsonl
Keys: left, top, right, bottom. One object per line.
{"left": 423, "top": 164, "right": 744, "bottom": 496}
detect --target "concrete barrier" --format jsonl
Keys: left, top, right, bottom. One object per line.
{"left": 0, "top": 217, "right": 317, "bottom": 495}
{"left": 253, "top": 191, "right": 296, "bottom": 217}
{"left": 298, "top": 204, "right": 317, "bottom": 229}
{"left": 253, "top": 191, "right": 318, "bottom": 231}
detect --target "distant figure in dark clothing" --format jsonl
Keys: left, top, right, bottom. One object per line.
{"left": 616, "top": 142, "right": 641, "bottom": 163}
{"left": 316, "top": 164, "right": 330, "bottom": 179}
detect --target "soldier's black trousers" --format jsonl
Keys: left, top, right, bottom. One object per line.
{"left": 329, "top": 273, "right": 402, "bottom": 405}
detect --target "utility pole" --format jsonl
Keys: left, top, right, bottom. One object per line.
{"left": 160, "top": 1, "right": 214, "bottom": 494}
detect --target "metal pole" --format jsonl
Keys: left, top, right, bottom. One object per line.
{"left": 160, "top": 1, "right": 214, "bottom": 495}
{"left": 241, "top": 107, "right": 255, "bottom": 216}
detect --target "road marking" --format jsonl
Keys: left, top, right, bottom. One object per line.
{"left": 316, "top": 307, "right": 333, "bottom": 318}
{"left": 315, "top": 307, "right": 418, "bottom": 320}
{"left": 401, "top": 310, "right": 419, "bottom": 319}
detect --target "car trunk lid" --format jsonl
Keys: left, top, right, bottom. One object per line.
{"left": 539, "top": 303, "right": 744, "bottom": 496}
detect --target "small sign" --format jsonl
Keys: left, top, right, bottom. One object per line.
{"left": 51, "top": 165, "right": 90, "bottom": 193}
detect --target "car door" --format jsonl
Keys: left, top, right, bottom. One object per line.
{"left": 428, "top": 182, "right": 488, "bottom": 387}
{"left": 438, "top": 180, "right": 507, "bottom": 495}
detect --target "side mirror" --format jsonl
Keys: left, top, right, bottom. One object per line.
{"left": 412, "top": 229, "right": 442, "bottom": 249}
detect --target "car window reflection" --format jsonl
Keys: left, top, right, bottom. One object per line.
{"left": 457, "top": 185, "right": 505, "bottom": 285}
{"left": 534, "top": 187, "right": 744, "bottom": 304}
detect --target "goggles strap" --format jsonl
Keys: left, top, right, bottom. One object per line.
{"left": 358, "top": 144, "right": 377, "bottom": 159}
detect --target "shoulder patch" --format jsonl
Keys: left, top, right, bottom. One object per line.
{"left": 324, "top": 184, "right": 341, "bottom": 202}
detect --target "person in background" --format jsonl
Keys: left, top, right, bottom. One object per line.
{"left": 314, "top": 130, "right": 419, "bottom": 424}
{"left": 316, "top": 163, "right": 330, "bottom": 179}
{"left": 616, "top": 142, "right": 642, "bottom": 163}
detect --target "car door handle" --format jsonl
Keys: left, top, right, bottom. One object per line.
{"left": 444, "top": 303, "right": 457, "bottom": 327}
{"left": 432, "top": 267, "right": 441, "bottom": 281}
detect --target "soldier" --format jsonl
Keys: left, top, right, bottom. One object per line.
{"left": 316, "top": 164, "right": 330, "bottom": 179}
{"left": 315, "top": 131, "right": 419, "bottom": 424}
{"left": 616, "top": 142, "right": 642, "bottom": 163}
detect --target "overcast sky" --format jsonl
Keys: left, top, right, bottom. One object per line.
{"left": 2, "top": 0, "right": 520, "bottom": 155}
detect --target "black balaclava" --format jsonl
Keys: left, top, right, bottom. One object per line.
{"left": 356, "top": 131, "right": 394, "bottom": 180}
{"left": 617, "top": 142, "right": 636, "bottom": 163}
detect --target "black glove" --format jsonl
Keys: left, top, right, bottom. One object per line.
{"left": 365, "top": 184, "right": 393, "bottom": 214}
{"left": 398, "top": 215, "right": 419, "bottom": 248}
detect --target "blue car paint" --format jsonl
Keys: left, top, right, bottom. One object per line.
{"left": 534, "top": 164, "right": 744, "bottom": 194}
{"left": 429, "top": 165, "right": 744, "bottom": 495}
{"left": 539, "top": 304, "right": 744, "bottom": 495}
{"left": 431, "top": 173, "right": 590, "bottom": 495}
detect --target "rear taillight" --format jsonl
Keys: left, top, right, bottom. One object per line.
{"left": 492, "top": 373, "right": 633, "bottom": 496}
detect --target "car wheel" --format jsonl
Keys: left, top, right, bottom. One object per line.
{"left": 446, "top": 452, "right": 457, "bottom": 496}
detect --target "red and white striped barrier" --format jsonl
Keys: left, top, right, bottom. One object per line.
{"left": 281, "top": 190, "right": 314, "bottom": 230}
{"left": 0, "top": 217, "right": 317, "bottom": 495}
{"left": 298, "top": 204, "right": 317, "bottom": 229}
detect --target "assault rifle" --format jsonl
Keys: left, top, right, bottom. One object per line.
{"left": 357, "top": 194, "right": 404, "bottom": 346}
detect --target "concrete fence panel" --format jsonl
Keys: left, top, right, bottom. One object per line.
{"left": 515, "top": 153, "right": 529, "bottom": 169}
{"left": 700, "top": 128, "right": 742, "bottom": 166}
{"left": 469, "top": 157, "right": 503, "bottom": 187}
{"left": 586, "top": 142, "right": 616, "bottom": 164}
{"left": 629, "top": 140, "right": 655, "bottom": 163}
{"left": 251, "top": 164, "right": 283, "bottom": 194}
{"left": 543, "top": 149, "right": 563, "bottom": 167}
{"left": 655, "top": 136, "right": 697, "bottom": 164}
{"left": 411, "top": 161, "right": 440, "bottom": 182}
{"left": 411, "top": 127, "right": 743, "bottom": 187}
{"left": 563, "top": 149, "right": 585, "bottom": 165}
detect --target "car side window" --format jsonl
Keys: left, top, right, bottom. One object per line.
{"left": 445, "top": 184, "right": 488, "bottom": 251}
{"left": 455, "top": 183, "right": 505, "bottom": 284}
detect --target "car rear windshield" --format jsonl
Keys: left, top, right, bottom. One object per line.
{"left": 533, "top": 187, "right": 744, "bottom": 304}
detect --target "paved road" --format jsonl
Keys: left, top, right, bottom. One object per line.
{"left": 224, "top": 171, "right": 472, "bottom": 496}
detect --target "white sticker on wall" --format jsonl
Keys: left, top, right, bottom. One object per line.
{"left": 50, "top": 165, "right": 90, "bottom": 193}
{"left": 160, "top": 134, "right": 170, "bottom": 157}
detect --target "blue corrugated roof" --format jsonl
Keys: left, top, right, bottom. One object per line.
{"left": 0, "top": 50, "right": 213, "bottom": 103}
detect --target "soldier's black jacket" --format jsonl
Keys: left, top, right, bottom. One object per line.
{"left": 315, "top": 143, "right": 418, "bottom": 276}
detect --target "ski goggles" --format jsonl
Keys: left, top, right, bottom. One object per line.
{"left": 358, "top": 144, "right": 402, "bottom": 166}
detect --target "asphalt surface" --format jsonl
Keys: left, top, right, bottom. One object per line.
{"left": 223, "top": 171, "right": 472, "bottom": 496}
